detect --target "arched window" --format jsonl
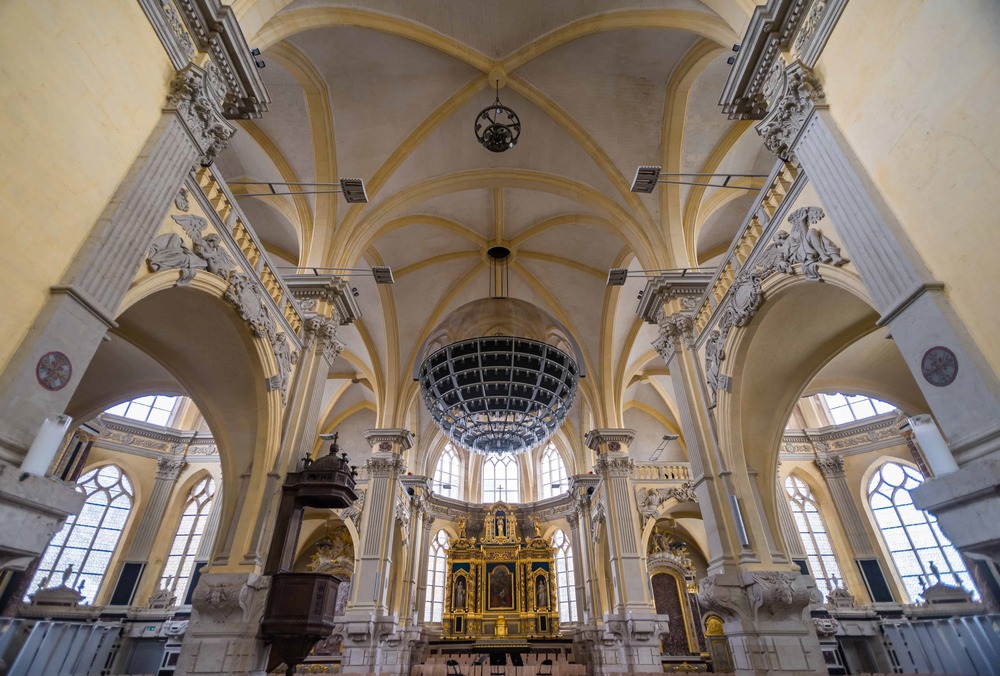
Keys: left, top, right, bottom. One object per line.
{"left": 26, "top": 464, "right": 134, "bottom": 604}
{"left": 482, "top": 455, "right": 519, "bottom": 503}
{"left": 433, "top": 444, "right": 461, "bottom": 500}
{"left": 867, "top": 461, "right": 976, "bottom": 602}
{"left": 552, "top": 529, "right": 577, "bottom": 624}
{"left": 822, "top": 393, "right": 895, "bottom": 425}
{"left": 784, "top": 475, "right": 844, "bottom": 600}
{"left": 540, "top": 444, "right": 568, "bottom": 499}
{"left": 106, "top": 395, "right": 179, "bottom": 426}
{"left": 424, "top": 530, "right": 449, "bottom": 623}
{"left": 160, "top": 476, "right": 217, "bottom": 601}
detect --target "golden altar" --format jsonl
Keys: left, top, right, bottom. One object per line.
{"left": 442, "top": 503, "right": 559, "bottom": 639}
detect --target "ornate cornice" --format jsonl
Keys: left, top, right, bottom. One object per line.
{"left": 364, "top": 429, "right": 414, "bottom": 452}
{"left": 636, "top": 273, "right": 713, "bottom": 325}
{"left": 286, "top": 275, "right": 363, "bottom": 326}
{"left": 584, "top": 429, "right": 636, "bottom": 452}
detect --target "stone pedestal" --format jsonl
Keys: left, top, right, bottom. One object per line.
{"left": 337, "top": 611, "right": 405, "bottom": 674}
{"left": 174, "top": 572, "right": 271, "bottom": 676}
{"left": 699, "top": 571, "right": 826, "bottom": 675}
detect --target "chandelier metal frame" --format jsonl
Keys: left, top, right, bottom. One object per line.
{"left": 474, "top": 81, "right": 521, "bottom": 153}
{"left": 418, "top": 336, "right": 578, "bottom": 455}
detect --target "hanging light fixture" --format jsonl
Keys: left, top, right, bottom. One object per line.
{"left": 474, "top": 81, "right": 520, "bottom": 153}
{"left": 417, "top": 248, "right": 579, "bottom": 456}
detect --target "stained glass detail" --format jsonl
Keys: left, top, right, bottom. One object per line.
{"left": 540, "top": 444, "right": 569, "bottom": 499}
{"left": 25, "top": 465, "right": 134, "bottom": 604}
{"left": 784, "top": 475, "right": 844, "bottom": 601}
{"left": 160, "top": 476, "right": 216, "bottom": 601}
{"left": 553, "top": 529, "right": 577, "bottom": 624}
{"left": 433, "top": 444, "right": 461, "bottom": 500}
{"left": 424, "top": 530, "right": 449, "bottom": 623}
{"left": 482, "top": 455, "right": 519, "bottom": 503}
{"left": 867, "top": 461, "right": 977, "bottom": 602}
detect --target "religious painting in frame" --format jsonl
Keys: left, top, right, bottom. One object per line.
{"left": 486, "top": 563, "right": 515, "bottom": 611}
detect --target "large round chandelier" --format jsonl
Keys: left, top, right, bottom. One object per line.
{"left": 474, "top": 81, "right": 520, "bottom": 153}
{"left": 418, "top": 336, "right": 578, "bottom": 455}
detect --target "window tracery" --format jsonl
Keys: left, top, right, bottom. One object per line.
{"left": 552, "top": 529, "right": 577, "bottom": 624}
{"left": 540, "top": 444, "right": 568, "bottom": 499}
{"left": 26, "top": 465, "right": 134, "bottom": 604}
{"left": 784, "top": 475, "right": 844, "bottom": 600}
{"left": 482, "top": 455, "right": 519, "bottom": 503}
{"left": 424, "top": 529, "right": 449, "bottom": 623}
{"left": 160, "top": 476, "right": 216, "bottom": 601}
{"left": 433, "top": 444, "right": 461, "bottom": 500}
{"left": 867, "top": 461, "right": 976, "bottom": 601}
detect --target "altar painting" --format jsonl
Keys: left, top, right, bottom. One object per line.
{"left": 486, "top": 563, "right": 514, "bottom": 610}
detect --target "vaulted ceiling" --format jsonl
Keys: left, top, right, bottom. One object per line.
{"left": 217, "top": 0, "right": 773, "bottom": 455}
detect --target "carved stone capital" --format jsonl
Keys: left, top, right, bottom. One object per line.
{"left": 814, "top": 454, "right": 845, "bottom": 479}
{"left": 156, "top": 455, "right": 187, "bottom": 480}
{"left": 699, "top": 571, "right": 819, "bottom": 624}
{"left": 698, "top": 574, "right": 750, "bottom": 622}
{"left": 565, "top": 511, "right": 579, "bottom": 529}
{"left": 755, "top": 61, "right": 826, "bottom": 164}
{"left": 190, "top": 572, "right": 268, "bottom": 625}
{"left": 594, "top": 454, "right": 635, "bottom": 477}
{"left": 164, "top": 63, "right": 236, "bottom": 166}
{"left": 340, "top": 488, "right": 366, "bottom": 528}
{"left": 305, "top": 315, "right": 346, "bottom": 366}
{"left": 364, "top": 455, "right": 406, "bottom": 478}
{"left": 654, "top": 312, "right": 695, "bottom": 362}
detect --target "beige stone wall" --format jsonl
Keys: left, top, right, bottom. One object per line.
{"left": 819, "top": 0, "right": 1000, "bottom": 374}
{"left": 0, "top": 2, "right": 172, "bottom": 370}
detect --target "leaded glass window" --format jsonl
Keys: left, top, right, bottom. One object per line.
{"left": 424, "top": 530, "right": 449, "bottom": 623}
{"left": 482, "top": 455, "right": 519, "bottom": 503}
{"left": 540, "top": 444, "right": 568, "bottom": 499}
{"left": 784, "top": 475, "right": 844, "bottom": 600}
{"left": 553, "top": 529, "right": 577, "bottom": 624}
{"left": 822, "top": 393, "right": 895, "bottom": 425}
{"left": 867, "top": 461, "right": 977, "bottom": 601}
{"left": 160, "top": 476, "right": 216, "bottom": 601}
{"left": 433, "top": 444, "right": 461, "bottom": 500}
{"left": 26, "top": 465, "right": 134, "bottom": 604}
{"left": 106, "top": 395, "right": 179, "bottom": 426}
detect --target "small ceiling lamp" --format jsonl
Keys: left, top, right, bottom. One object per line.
{"left": 475, "top": 81, "right": 520, "bottom": 153}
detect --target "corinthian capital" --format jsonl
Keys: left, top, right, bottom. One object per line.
{"left": 814, "top": 454, "right": 845, "bottom": 479}
{"left": 164, "top": 63, "right": 236, "bottom": 166}
{"left": 755, "top": 61, "right": 825, "bottom": 164}
{"left": 305, "top": 315, "right": 346, "bottom": 366}
{"left": 156, "top": 455, "right": 187, "bottom": 480}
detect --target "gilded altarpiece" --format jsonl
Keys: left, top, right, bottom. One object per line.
{"left": 442, "top": 503, "right": 559, "bottom": 639}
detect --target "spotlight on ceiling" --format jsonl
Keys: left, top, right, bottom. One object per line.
{"left": 339, "top": 178, "right": 368, "bottom": 203}
{"left": 631, "top": 166, "right": 662, "bottom": 193}
{"left": 607, "top": 268, "right": 630, "bottom": 286}
{"left": 371, "top": 266, "right": 394, "bottom": 285}
{"left": 649, "top": 433, "right": 681, "bottom": 462}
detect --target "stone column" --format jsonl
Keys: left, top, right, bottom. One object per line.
{"left": 762, "top": 60, "right": 1000, "bottom": 563}
{"left": 642, "top": 282, "right": 826, "bottom": 675}
{"left": 774, "top": 483, "right": 806, "bottom": 562}
{"left": 586, "top": 429, "right": 663, "bottom": 673}
{"left": 339, "top": 429, "right": 412, "bottom": 674}
{"left": 814, "top": 455, "right": 877, "bottom": 603}
{"left": 125, "top": 456, "right": 187, "bottom": 605}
